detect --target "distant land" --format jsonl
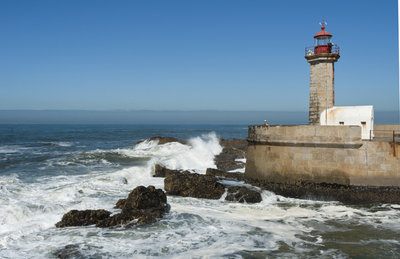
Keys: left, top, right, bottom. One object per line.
{"left": 0, "top": 110, "right": 398, "bottom": 125}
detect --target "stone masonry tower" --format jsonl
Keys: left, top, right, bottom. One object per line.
{"left": 305, "top": 23, "right": 340, "bottom": 124}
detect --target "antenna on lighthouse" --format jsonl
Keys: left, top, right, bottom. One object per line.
{"left": 319, "top": 19, "right": 327, "bottom": 29}
{"left": 319, "top": 20, "right": 327, "bottom": 27}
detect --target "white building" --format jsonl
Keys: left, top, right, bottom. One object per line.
{"left": 320, "top": 106, "right": 374, "bottom": 140}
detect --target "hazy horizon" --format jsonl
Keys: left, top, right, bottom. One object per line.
{"left": 0, "top": 109, "right": 398, "bottom": 125}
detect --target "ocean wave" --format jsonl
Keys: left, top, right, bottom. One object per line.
{"left": 41, "top": 142, "right": 73, "bottom": 147}
{"left": 69, "top": 132, "right": 223, "bottom": 172}
{"left": 0, "top": 145, "right": 31, "bottom": 154}
{"left": 132, "top": 132, "right": 222, "bottom": 172}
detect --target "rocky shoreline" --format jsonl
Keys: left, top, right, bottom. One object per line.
{"left": 56, "top": 136, "right": 400, "bottom": 230}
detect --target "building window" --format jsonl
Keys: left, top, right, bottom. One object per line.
{"left": 339, "top": 121, "right": 344, "bottom": 125}
{"left": 361, "top": 121, "right": 366, "bottom": 125}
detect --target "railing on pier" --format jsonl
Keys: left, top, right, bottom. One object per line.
{"left": 305, "top": 45, "right": 340, "bottom": 56}
{"left": 369, "top": 130, "right": 400, "bottom": 141}
{"left": 369, "top": 130, "right": 400, "bottom": 157}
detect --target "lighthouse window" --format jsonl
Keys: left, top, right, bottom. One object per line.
{"left": 339, "top": 121, "right": 344, "bottom": 125}
{"left": 361, "top": 121, "right": 366, "bottom": 125}
{"left": 316, "top": 37, "right": 331, "bottom": 46}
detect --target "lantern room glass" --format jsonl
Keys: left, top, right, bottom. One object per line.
{"left": 315, "top": 36, "right": 332, "bottom": 46}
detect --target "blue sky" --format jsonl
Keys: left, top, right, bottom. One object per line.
{"left": 0, "top": 0, "right": 398, "bottom": 113}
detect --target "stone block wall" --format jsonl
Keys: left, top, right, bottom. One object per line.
{"left": 246, "top": 125, "right": 400, "bottom": 187}
{"left": 305, "top": 53, "right": 339, "bottom": 125}
{"left": 309, "top": 62, "right": 335, "bottom": 124}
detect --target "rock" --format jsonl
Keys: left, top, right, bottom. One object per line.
{"left": 120, "top": 177, "right": 128, "bottom": 184}
{"left": 96, "top": 206, "right": 168, "bottom": 228}
{"left": 96, "top": 185, "right": 169, "bottom": 228}
{"left": 55, "top": 209, "right": 111, "bottom": 228}
{"left": 153, "top": 164, "right": 187, "bottom": 178}
{"left": 122, "top": 185, "right": 166, "bottom": 212}
{"left": 225, "top": 186, "right": 262, "bottom": 203}
{"left": 246, "top": 179, "right": 400, "bottom": 204}
{"left": 53, "top": 244, "right": 83, "bottom": 259}
{"left": 56, "top": 186, "right": 169, "bottom": 228}
{"left": 206, "top": 168, "right": 246, "bottom": 182}
{"left": 215, "top": 138, "right": 247, "bottom": 171}
{"left": 220, "top": 138, "right": 248, "bottom": 152}
{"left": 114, "top": 198, "right": 126, "bottom": 209}
{"left": 137, "top": 136, "right": 187, "bottom": 145}
{"left": 164, "top": 171, "right": 225, "bottom": 199}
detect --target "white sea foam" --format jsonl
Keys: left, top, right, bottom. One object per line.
{"left": 113, "top": 132, "right": 222, "bottom": 173}
{"left": 52, "top": 141, "right": 73, "bottom": 147}
{"left": 228, "top": 167, "right": 245, "bottom": 173}
{"left": 235, "top": 158, "right": 246, "bottom": 163}
{"left": 0, "top": 145, "right": 30, "bottom": 154}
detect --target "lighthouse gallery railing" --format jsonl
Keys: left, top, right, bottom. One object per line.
{"left": 305, "top": 45, "right": 340, "bottom": 56}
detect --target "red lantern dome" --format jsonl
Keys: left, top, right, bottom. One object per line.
{"left": 314, "top": 25, "right": 332, "bottom": 38}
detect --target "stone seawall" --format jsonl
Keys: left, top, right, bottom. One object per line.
{"left": 246, "top": 125, "right": 400, "bottom": 187}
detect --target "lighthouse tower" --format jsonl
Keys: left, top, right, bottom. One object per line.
{"left": 305, "top": 22, "right": 340, "bottom": 124}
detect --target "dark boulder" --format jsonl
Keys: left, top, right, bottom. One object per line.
{"left": 55, "top": 209, "right": 111, "bottom": 228}
{"left": 153, "top": 164, "right": 187, "bottom": 178}
{"left": 53, "top": 244, "right": 83, "bottom": 259}
{"left": 120, "top": 177, "right": 128, "bottom": 184}
{"left": 56, "top": 186, "right": 169, "bottom": 228}
{"left": 96, "top": 206, "right": 168, "bottom": 228}
{"left": 137, "top": 136, "right": 187, "bottom": 145}
{"left": 215, "top": 138, "right": 247, "bottom": 171}
{"left": 206, "top": 168, "right": 246, "bottom": 182}
{"left": 122, "top": 185, "right": 166, "bottom": 212}
{"left": 114, "top": 198, "right": 126, "bottom": 209}
{"left": 97, "top": 185, "right": 169, "bottom": 228}
{"left": 225, "top": 186, "right": 262, "bottom": 203}
{"left": 220, "top": 138, "right": 248, "bottom": 152}
{"left": 164, "top": 171, "right": 225, "bottom": 199}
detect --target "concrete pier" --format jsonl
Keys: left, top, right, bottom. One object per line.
{"left": 246, "top": 125, "right": 400, "bottom": 187}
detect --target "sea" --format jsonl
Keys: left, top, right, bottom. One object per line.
{"left": 1, "top": 124, "right": 400, "bottom": 258}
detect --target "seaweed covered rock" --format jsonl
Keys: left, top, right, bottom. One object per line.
{"left": 164, "top": 171, "right": 225, "bottom": 199}
{"left": 56, "top": 186, "right": 169, "bottom": 228}
{"left": 225, "top": 186, "right": 262, "bottom": 203}
{"left": 55, "top": 209, "right": 111, "bottom": 228}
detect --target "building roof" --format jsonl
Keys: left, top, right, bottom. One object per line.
{"left": 314, "top": 25, "right": 332, "bottom": 38}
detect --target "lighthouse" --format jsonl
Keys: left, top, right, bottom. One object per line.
{"left": 305, "top": 22, "right": 340, "bottom": 124}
